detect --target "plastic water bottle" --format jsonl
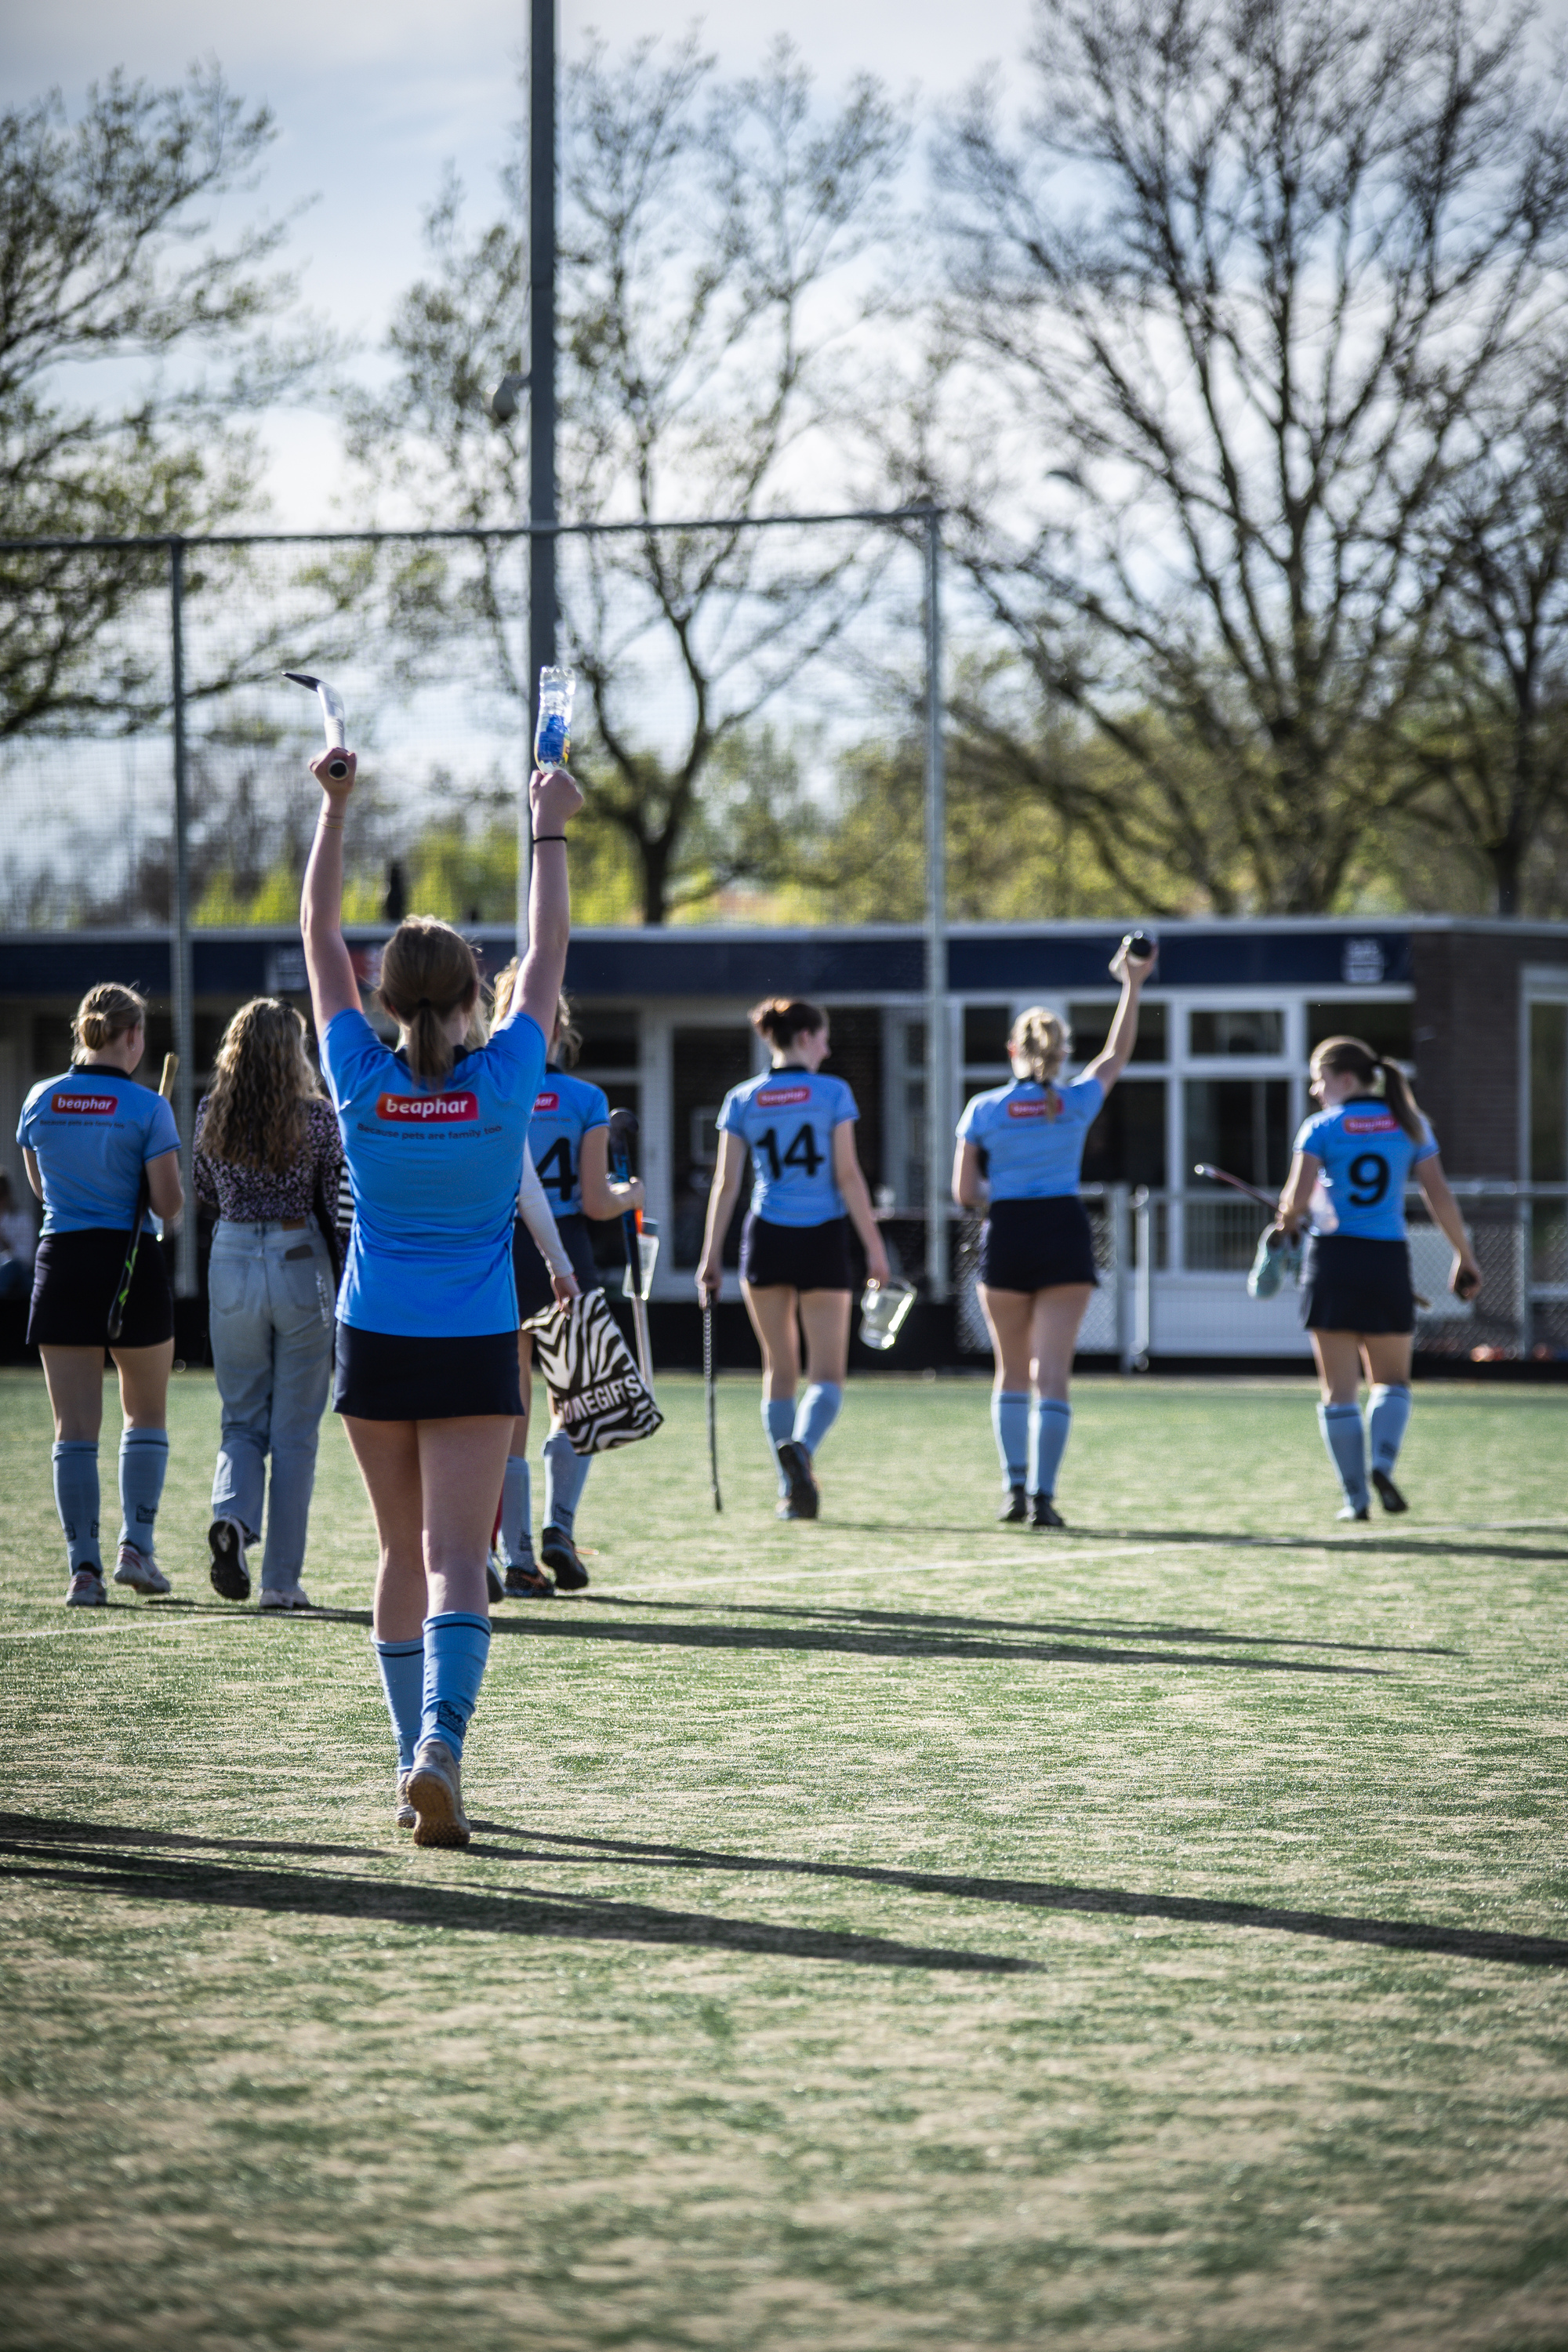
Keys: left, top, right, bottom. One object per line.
{"left": 535, "top": 666, "right": 575, "bottom": 770}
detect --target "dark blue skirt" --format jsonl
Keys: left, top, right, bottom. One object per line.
{"left": 1300, "top": 1233, "right": 1415, "bottom": 1335}
{"left": 978, "top": 1196, "right": 1098, "bottom": 1293}
{"left": 333, "top": 1324, "right": 523, "bottom": 1420}
{"left": 740, "top": 1213, "right": 855, "bottom": 1293}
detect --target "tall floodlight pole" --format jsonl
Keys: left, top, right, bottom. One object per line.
{"left": 923, "top": 506, "right": 949, "bottom": 1302}
{"left": 520, "top": 0, "right": 557, "bottom": 955}
{"left": 168, "top": 535, "right": 196, "bottom": 1301}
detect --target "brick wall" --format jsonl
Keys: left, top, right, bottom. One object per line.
{"left": 1412, "top": 929, "right": 1568, "bottom": 1178}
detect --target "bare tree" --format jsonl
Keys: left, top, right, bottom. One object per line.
{"left": 1404, "top": 361, "right": 1568, "bottom": 914}
{"left": 345, "top": 36, "right": 907, "bottom": 923}
{"left": 918, "top": 0, "right": 1568, "bottom": 912}
{"left": 0, "top": 67, "right": 321, "bottom": 739}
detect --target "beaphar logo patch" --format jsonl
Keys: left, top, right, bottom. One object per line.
{"left": 534, "top": 1091, "right": 560, "bottom": 1112}
{"left": 1007, "top": 1098, "right": 1054, "bottom": 1119}
{"left": 375, "top": 1091, "right": 480, "bottom": 1124}
{"left": 1341, "top": 1114, "right": 1397, "bottom": 1135}
{"left": 757, "top": 1084, "right": 810, "bottom": 1109}
{"left": 53, "top": 1093, "right": 116, "bottom": 1115}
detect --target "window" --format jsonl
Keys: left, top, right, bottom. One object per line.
{"left": 1185, "top": 1079, "right": 1290, "bottom": 1189}
{"left": 1081, "top": 1080, "right": 1167, "bottom": 1188}
{"left": 572, "top": 1011, "right": 640, "bottom": 1072}
{"left": 1307, "top": 1000, "right": 1413, "bottom": 1060}
{"left": 1189, "top": 1008, "right": 1284, "bottom": 1056}
{"left": 1529, "top": 1000, "right": 1567, "bottom": 1184}
{"left": 672, "top": 1026, "right": 755, "bottom": 1268}
{"left": 1068, "top": 1000, "right": 1167, "bottom": 1063}
{"left": 963, "top": 1004, "right": 1012, "bottom": 1065}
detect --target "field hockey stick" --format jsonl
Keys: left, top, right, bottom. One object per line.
{"left": 282, "top": 671, "right": 350, "bottom": 778}
{"left": 1192, "top": 1162, "right": 1279, "bottom": 1213}
{"left": 608, "top": 1108, "right": 654, "bottom": 1396}
{"left": 107, "top": 1054, "right": 178, "bottom": 1343}
{"left": 702, "top": 1294, "right": 722, "bottom": 1514}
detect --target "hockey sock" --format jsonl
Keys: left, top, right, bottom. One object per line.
{"left": 420, "top": 1611, "right": 492, "bottom": 1759}
{"left": 1029, "top": 1399, "right": 1073, "bottom": 1499}
{"left": 118, "top": 1428, "right": 169, "bottom": 1552}
{"left": 1367, "top": 1384, "right": 1413, "bottom": 1476}
{"left": 52, "top": 1441, "right": 102, "bottom": 1576}
{"left": 991, "top": 1391, "right": 1029, "bottom": 1490}
{"left": 793, "top": 1381, "right": 843, "bottom": 1458}
{"left": 499, "top": 1454, "right": 535, "bottom": 1570}
{"left": 1318, "top": 1402, "right": 1369, "bottom": 1511}
{"left": 373, "top": 1636, "right": 424, "bottom": 1772}
{"left": 543, "top": 1429, "right": 590, "bottom": 1538}
{"left": 763, "top": 1396, "right": 794, "bottom": 1495}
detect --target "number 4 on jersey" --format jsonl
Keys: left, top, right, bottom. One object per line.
{"left": 535, "top": 1135, "right": 574, "bottom": 1200}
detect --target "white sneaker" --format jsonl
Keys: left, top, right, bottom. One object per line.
{"left": 258, "top": 1585, "right": 312, "bottom": 1610}
{"left": 394, "top": 1773, "right": 416, "bottom": 1829}
{"left": 65, "top": 1568, "right": 107, "bottom": 1607}
{"left": 114, "top": 1542, "right": 171, "bottom": 1595}
{"left": 407, "top": 1737, "right": 469, "bottom": 1848}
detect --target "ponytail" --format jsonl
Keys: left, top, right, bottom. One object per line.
{"left": 1010, "top": 1005, "right": 1068, "bottom": 1117}
{"left": 750, "top": 996, "right": 826, "bottom": 1051}
{"left": 71, "top": 982, "right": 146, "bottom": 1060}
{"left": 1312, "top": 1035, "right": 1425, "bottom": 1142}
{"left": 377, "top": 916, "right": 480, "bottom": 1085}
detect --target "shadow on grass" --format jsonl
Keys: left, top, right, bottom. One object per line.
{"left": 151, "top": 1595, "right": 1386, "bottom": 1675}
{"left": 822, "top": 1521, "right": 1568, "bottom": 1564}
{"left": 0, "top": 1814, "right": 1032, "bottom": 1976}
{"left": 3, "top": 1812, "right": 1562, "bottom": 1973}
{"left": 578, "top": 1595, "right": 1457, "bottom": 1659}
{"left": 468, "top": 1823, "right": 1568, "bottom": 1973}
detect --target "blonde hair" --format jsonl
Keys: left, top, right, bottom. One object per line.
{"left": 199, "top": 999, "right": 320, "bottom": 1174}
{"left": 1311, "top": 1035, "right": 1425, "bottom": 1142}
{"left": 491, "top": 965, "right": 578, "bottom": 1065}
{"left": 72, "top": 983, "right": 146, "bottom": 1059}
{"left": 1011, "top": 1005, "right": 1069, "bottom": 1111}
{"left": 377, "top": 917, "right": 480, "bottom": 1084}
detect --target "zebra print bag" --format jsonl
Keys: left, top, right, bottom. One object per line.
{"left": 522, "top": 1290, "right": 663, "bottom": 1457}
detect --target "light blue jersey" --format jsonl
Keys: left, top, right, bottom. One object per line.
{"left": 956, "top": 1074, "right": 1105, "bottom": 1200}
{"left": 527, "top": 1065, "right": 609, "bottom": 1215}
{"left": 1294, "top": 1098, "right": 1438, "bottom": 1243}
{"left": 18, "top": 1067, "right": 180, "bottom": 1235}
{"left": 718, "top": 1069, "right": 858, "bottom": 1227}
{"left": 320, "top": 1005, "right": 546, "bottom": 1337}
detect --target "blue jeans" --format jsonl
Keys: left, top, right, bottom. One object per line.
{"left": 208, "top": 1221, "right": 335, "bottom": 1591}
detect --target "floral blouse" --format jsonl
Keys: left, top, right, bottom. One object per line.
{"left": 193, "top": 1094, "right": 344, "bottom": 1224}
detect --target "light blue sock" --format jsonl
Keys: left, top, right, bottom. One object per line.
{"left": 1029, "top": 1399, "right": 1072, "bottom": 1499}
{"left": 793, "top": 1381, "right": 843, "bottom": 1458}
{"left": 763, "top": 1396, "right": 795, "bottom": 1496}
{"left": 499, "top": 1454, "right": 535, "bottom": 1570}
{"left": 372, "top": 1637, "right": 424, "bottom": 1771}
{"left": 1318, "top": 1403, "right": 1369, "bottom": 1511}
{"left": 1367, "top": 1384, "right": 1413, "bottom": 1475}
{"left": 991, "top": 1391, "right": 1029, "bottom": 1490}
{"left": 420, "top": 1611, "right": 492, "bottom": 1759}
{"left": 52, "top": 1441, "right": 102, "bottom": 1576}
{"left": 543, "top": 1429, "right": 590, "bottom": 1537}
{"left": 118, "top": 1428, "right": 169, "bottom": 1552}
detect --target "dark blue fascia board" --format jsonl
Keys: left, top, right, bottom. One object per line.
{"left": 949, "top": 927, "right": 1414, "bottom": 989}
{"left": 0, "top": 921, "right": 1421, "bottom": 1000}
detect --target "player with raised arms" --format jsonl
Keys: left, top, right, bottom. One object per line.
{"left": 1276, "top": 1034, "right": 1480, "bottom": 1519}
{"left": 301, "top": 742, "right": 582, "bottom": 1846}
{"left": 695, "top": 997, "right": 889, "bottom": 1519}
{"left": 953, "top": 938, "right": 1155, "bottom": 1527}
{"left": 485, "top": 971, "right": 643, "bottom": 1594}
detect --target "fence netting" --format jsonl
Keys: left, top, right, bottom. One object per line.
{"left": 0, "top": 517, "right": 926, "bottom": 934}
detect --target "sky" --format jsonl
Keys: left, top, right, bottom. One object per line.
{"left": 2, "top": 0, "right": 1032, "bottom": 524}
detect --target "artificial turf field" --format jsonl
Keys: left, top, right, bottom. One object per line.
{"left": 0, "top": 1367, "right": 1565, "bottom": 2350}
